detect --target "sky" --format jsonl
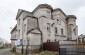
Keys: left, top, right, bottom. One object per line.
{"left": 0, "top": 0, "right": 85, "bottom": 42}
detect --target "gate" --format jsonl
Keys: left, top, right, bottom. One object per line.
{"left": 43, "top": 42, "right": 59, "bottom": 52}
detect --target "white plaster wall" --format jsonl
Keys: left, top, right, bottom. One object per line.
{"left": 52, "top": 11, "right": 67, "bottom": 40}
{"left": 27, "top": 33, "right": 41, "bottom": 45}
{"left": 17, "top": 13, "right": 24, "bottom": 39}
{"left": 67, "top": 17, "right": 78, "bottom": 40}
{"left": 38, "top": 16, "right": 55, "bottom": 42}
{"left": 33, "top": 8, "right": 51, "bottom": 19}
{"left": 17, "top": 12, "right": 32, "bottom": 39}
{"left": 11, "top": 29, "right": 17, "bottom": 48}
{"left": 33, "top": 8, "right": 54, "bottom": 42}
{"left": 11, "top": 30, "right": 17, "bottom": 39}
{"left": 55, "top": 35, "right": 67, "bottom": 41}
{"left": 33, "top": 8, "right": 68, "bottom": 42}
{"left": 23, "top": 18, "right": 27, "bottom": 39}
{"left": 11, "top": 40, "right": 16, "bottom": 48}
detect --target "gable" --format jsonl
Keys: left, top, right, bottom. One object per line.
{"left": 53, "top": 8, "right": 67, "bottom": 19}
{"left": 16, "top": 9, "right": 32, "bottom": 20}
{"left": 16, "top": 9, "right": 23, "bottom": 20}
{"left": 52, "top": 8, "right": 67, "bottom": 23}
{"left": 30, "top": 29, "right": 41, "bottom": 33}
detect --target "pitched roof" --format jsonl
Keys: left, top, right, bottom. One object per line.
{"left": 67, "top": 15, "right": 77, "bottom": 19}
{"left": 23, "top": 15, "right": 37, "bottom": 20}
{"left": 27, "top": 28, "right": 41, "bottom": 34}
{"left": 11, "top": 24, "right": 17, "bottom": 33}
{"left": 78, "top": 34, "right": 85, "bottom": 39}
{"left": 16, "top": 9, "right": 32, "bottom": 20}
{"left": 53, "top": 8, "right": 67, "bottom": 17}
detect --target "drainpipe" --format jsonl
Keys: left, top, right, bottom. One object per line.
{"left": 22, "top": 19, "right": 24, "bottom": 54}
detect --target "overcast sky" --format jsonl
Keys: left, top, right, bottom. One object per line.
{"left": 0, "top": 0, "right": 85, "bottom": 42}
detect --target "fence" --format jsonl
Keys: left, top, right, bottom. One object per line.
{"left": 43, "top": 42, "right": 59, "bottom": 52}
{"left": 59, "top": 41, "right": 85, "bottom": 55}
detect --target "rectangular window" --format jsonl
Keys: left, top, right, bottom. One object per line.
{"left": 47, "top": 23, "right": 50, "bottom": 32}
{"left": 19, "top": 30, "right": 20, "bottom": 36}
{"left": 24, "top": 24, "right": 26, "bottom": 32}
{"left": 57, "top": 19, "right": 61, "bottom": 25}
{"left": 47, "top": 10, "right": 50, "bottom": 17}
{"left": 73, "top": 29, "right": 76, "bottom": 35}
{"left": 55, "top": 28, "right": 57, "bottom": 34}
{"left": 19, "top": 19, "right": 20, "bottom": 25}
{"left": 47, "top": 39, "right": 50, "bottom": 42}
{"left": 61, "top": 29, "right": 63, "bottom": 35}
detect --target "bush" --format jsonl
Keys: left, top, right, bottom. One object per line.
{"left": 0, "top": 46, "right": 6, "bottom": 49}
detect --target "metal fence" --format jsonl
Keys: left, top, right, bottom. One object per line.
{"left": 43, "top": 42, "right": 59, "bottom": 52}
{"left": 59, "top": 41, "right": 85, "bottom": 55}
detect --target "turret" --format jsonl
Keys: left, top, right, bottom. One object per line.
{"left": 33, "top": 4, "right": 53, "bottom": 19}
{"left": 67, "top": 15, "right": 77, "bottom": 26}
{"left": 66, "top": 15, "right": 78, "bottom": 40}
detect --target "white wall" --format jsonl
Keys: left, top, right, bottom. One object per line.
{"left": 33, "top": 8, "right": 51, "bottom": 19}
{"left": 27, "top": 33, "right": 41, "bottom": 45}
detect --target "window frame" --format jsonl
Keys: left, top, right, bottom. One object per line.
{"left": 18, "top": 19, "right": 20, "bottom": 26}
{"left": 55, "top": 27, "right": 57, "bottom": 34}
{"left": 61, "top": 29, "right": 63, "bottom": 35}
{"left": 47, "top": 23, "right": 50, "bottom": 32}
{"left": 73, "top": 28, "right": 76, "bottom": 35}
{"left": 24, "top": 24, "right": 26, "bottom": 32}
{"left": 47, "top": 10, "right": 50, "bottom": 17}
{"left": 57, "top": 19, "right": 61, "bottom": 25}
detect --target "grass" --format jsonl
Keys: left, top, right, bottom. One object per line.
{"left": 10, "top": 50, "right": 22, "bottom": 55}
{"left": 35, "top": 51, "right": 59, "bottom": 55}
{"left": 11, "top": 50, "right": 59, "bottom": 55}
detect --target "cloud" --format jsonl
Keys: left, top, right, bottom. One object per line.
{"left": 73, "top": 6, "right": 85, "bottom": 19}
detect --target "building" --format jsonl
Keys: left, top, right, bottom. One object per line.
{"left": 78, "top": 34, "right": 85, "bottom": 43}
{"left": 11, "top": 4, "right": 78, "bottom": 53}
{"left": 11, "top": 25, "right": 17, "bottom": 48}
